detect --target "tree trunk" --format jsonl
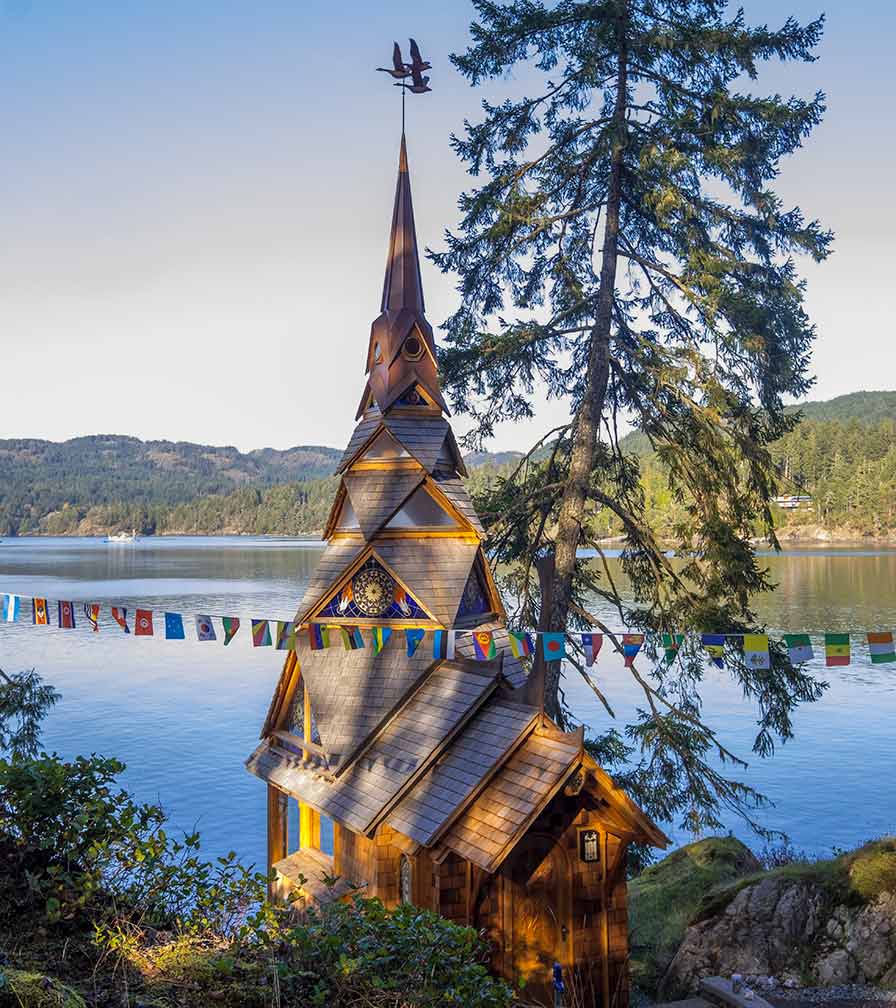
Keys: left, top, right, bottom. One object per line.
{"left": 536, "top": 4, "right": 628, "bottom": 724}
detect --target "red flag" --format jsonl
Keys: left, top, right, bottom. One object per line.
{"left": 57, "top": 600, "right": 76, "bottom": 629}
{"left": 111, "top": 607, "right": 130, "bottom": 633}
{"left": 135, "top": 609, "right": 154, "bottom": 636}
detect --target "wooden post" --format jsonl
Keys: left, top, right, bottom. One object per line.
{"left": 298, "top": 679, "right": 317, "bottom": 848}
{"left": 267, "top": 784, "right": 289, "bottom": 902}
{"left": 601, "top": 830, "right": 611, "bottom": 1008}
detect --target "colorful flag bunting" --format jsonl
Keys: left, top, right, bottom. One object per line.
{"left": 135, "top": 609, "right": 154, "bottom": 636}
{"left": 222, "top": 617, "right": 241, "bottom": 646}
{"left": 2, "top": 594, "right": 20, "bottom": 623}
{"left": 701, "top": 633, "right": 725, "bottom": 668}
{"left": 196, "top": 615, "right": 217, "bottom": 641}
{"left": 339, "top": 626, "right": 364, "bottom": 650}
{"left": 58, "top": 601, "right": 76, "bottom": 629}
{"left": 581, "top": 632, "right": 602, "bottom": 667}
{"left": 83, "top": 603, "right": 101, "bottom": 632}
{"left": 32, "top": 598, "right": 49, "bottom": 626}
{"left": 250, "top": 619, "right": 272, "bottom": 647}
{"left": 432, "top": 628, "right": 456, "bottom": 660}
{"left": 275, "top": 620, "right": 295, "bottom": 650}
{"left": 309, "top": 623, "right": 328, "bottom": 651}
{"left": 784, "top": 633, "right": 813, "bottom": 664}
{"left": 662, "top": 633, "right": 684, "bottom": 664}
{"left": 371, "top": 626, "right": 392, "bottom": 655}
{"left": 743, "top": 634, "right": 771, "bottom": 670}
{"left": 405, "top": 628, "right": 426, "bottom": 657}
{"left": 825, "top": 633, "right": 850, "bottom": 667}
{"left": 508, "top": 631, "right": 534, "bottom": 659}
{"left": 472, "top": 629, "right": 497, "bottom": 660}
{"left": 165, "top": 612, "right": 186, "bottom": 640}
{"left": 867, "top": 631, "right": 896, "bottom": 664}
{"left": 111, "top": 607, "right": 130, "bottom": 633}
{"left": 542, "top": 632, "right": 566, "bottom": 662}
{"left": 622, "top": 633, "right": 645, "bottom": 667}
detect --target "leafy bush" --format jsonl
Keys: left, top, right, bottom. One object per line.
{"left": 0, "top": 752, "right": 271, "bottom": 932}
{"left": 847, "top": 839, "right": 896, "bottom": 901}
{"left": 275, "top": 896, "right": 512, "bottom": 1008}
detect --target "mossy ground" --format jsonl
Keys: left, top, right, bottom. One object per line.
{"left": 628, "top": 836, "right": 761, "bottom": 992}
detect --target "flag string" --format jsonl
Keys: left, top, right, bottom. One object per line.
{"left": 1, "top": 590, "right": 895, "bottom": 668}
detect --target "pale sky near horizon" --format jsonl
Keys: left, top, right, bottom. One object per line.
{"left": 1, "top": 1, "right": 893, "bottom": 454}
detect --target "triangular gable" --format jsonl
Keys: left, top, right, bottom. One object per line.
{"left": 381, "top": 416, "right": 450, "bottom": 472}
{"left": 384, "top": 485, "right": 460, "bottom": 530}
{"left": 343, "top": 469, "right": 425, "bottom": 539}
{"left": 323, "top": 486, "right": 361, "bottom": 539}
{"left": 314, "top": 553, "right": 430, "bottom": 622}
{"left": 394, "top": 382, "right": 438, "bottom": 409}
{"left": 359, "top": 430, "right": 410, "bottom": 462}
{"left": 456, "top": 560, "right": 493, "bottom": 621}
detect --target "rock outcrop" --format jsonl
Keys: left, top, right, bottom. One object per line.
{"left": 660, "top": 868, "right": 896, "bottom": 999}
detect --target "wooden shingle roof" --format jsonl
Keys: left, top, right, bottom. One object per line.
{"left": 387, "top": 700, "right": 538, "bottom": 846}
{"left": 381, "top": 416, "right": 450, "bottom": 472}
{"left": 296, "top": 539, "right": 367, "bottom": 620}
{"left": 247, "top": 661, "right": 500, "bottom": 835}
{"left": 369, "top": 538, "right": 479, "bottom": 627}
{"left": 294, "top": 630, "right": 437, "bottom": 769}
{"left": 343, "top": 470, "right": 425, "bottom": 539}
{"left": 440, "top": 727, "right": 582, "bottom": 872}
{"left": 433, "top": 476, "right": 485, "bottom": 535}
{"left": 337, "top": 416, "right": 382, "bottom": 472}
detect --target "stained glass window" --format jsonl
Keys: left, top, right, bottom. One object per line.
{"left": 317, "top": 556, "right": 428, "bottom": 621}
{"left": 399, "top": 853, "right": 413, "bottom": 904}
{"left": 457, "top": 564, "right": 491, "bottom": 618}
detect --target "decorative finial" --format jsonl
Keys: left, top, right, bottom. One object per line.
{"left": 377, "top": 38, "right": 432, "bottom": 132}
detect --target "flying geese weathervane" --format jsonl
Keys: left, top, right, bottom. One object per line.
{"left": 377, "top": 38, "right": 432, "bottom": 129}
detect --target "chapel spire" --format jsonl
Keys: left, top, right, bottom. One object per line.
{"left": 357, "top": 133, "right": 447, "bottom": 418}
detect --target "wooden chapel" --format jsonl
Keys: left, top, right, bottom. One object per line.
{"left": 246, "top": 133, "right": 669, "bottom": 1007}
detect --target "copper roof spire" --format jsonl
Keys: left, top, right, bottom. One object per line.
{"left": 381, "top": 134, "right": 425, "bottom": 316}
{"left": 357, "top": 132, "right": 447, "bottom": 418}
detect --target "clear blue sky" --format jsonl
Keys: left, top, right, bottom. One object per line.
{"left": 1, "top": 1, "right": 892, "bottom": 453}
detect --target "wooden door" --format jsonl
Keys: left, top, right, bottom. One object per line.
{"left": 507, "top": 833, "right": 572, "bottom": 1005}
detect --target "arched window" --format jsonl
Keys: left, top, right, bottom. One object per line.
{"left": 399, "top": 853, "right": 413, "bottom": 904}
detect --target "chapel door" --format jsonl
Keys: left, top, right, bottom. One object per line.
{"left": 506, "top": 833, "right": 572, "bottom": 1006}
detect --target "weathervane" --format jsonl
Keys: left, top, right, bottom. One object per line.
{"left": 377, "top": 38, "right": 432, "bottom": 131}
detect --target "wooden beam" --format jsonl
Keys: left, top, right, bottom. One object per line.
{"left": 267, "top": 784, "right": 289, "bottom": 903}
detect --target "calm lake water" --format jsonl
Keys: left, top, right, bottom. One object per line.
{"left": 0, "top": 536, "right": 894, "bottom": 869}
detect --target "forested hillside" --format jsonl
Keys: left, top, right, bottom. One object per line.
{"left": 2, "top": 392, "right": 894, "bottom": 538}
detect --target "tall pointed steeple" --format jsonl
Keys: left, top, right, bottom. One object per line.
{"left": 358, "top": 134, "right": 447, "bottom": 418}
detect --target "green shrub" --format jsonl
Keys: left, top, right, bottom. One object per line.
{"left": 847, "top": 839, "right": 896, "bottom": 901}
{"left": 277, "top": 896, "right": 513, "bottom": 1008}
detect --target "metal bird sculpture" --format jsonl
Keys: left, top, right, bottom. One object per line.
{"left": 409, "top": 38, "right": 431, "bottom": 72}
{"left": 377, "top": 41, "right": 412, "bottom": 79}
{"left": 400, "top": 63, "right": 431, "bottom": 93}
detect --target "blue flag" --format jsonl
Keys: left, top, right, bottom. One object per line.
{"left": 1, "top": 594, "right": 20, "bottom": 623}
{"left": 405, "top": 628, "right": 426, "bottom": 657}
{"left": 164, "top": 612, "right": 186, "bottom": 640}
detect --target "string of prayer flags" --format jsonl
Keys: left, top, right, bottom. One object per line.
{"left": 370, "top": 626, "right": 392, "bottom": 655}
{"left": 472, "top": 629, "right": 497, "bottom": 660}
{"left": 405, "top": 627, "right": 426, "bottom": 657}
{"left": 662, "top": 633, "right": 684, "bottom": 664}
{"left": 508, "top": 631, "right": 534, "bottom": 659}
{"left": 84, "top": 603, "right": 101, "bottom": 632}
{"left": 135, "top": 609, "right": 153, "bottom": 636}
{"left": 58, "top": 601, "right": 76, "bottom": 629}
{"left": 165, "top": 612, "right": 185, "bottom": 640}
{"left": 701, "top": 633, "right": 725, "bottom": 668}
{"left": 622, "top": 633, "right": 645, "bottom": 668}
{"left": 251, "top": 619, "right": 272, "bottom": 647}
{"left": 196, "top": 615, "right": 217, "bottom": 642}
{"left": 275, "top": 621, "right": 295, "bottom": 650}
{"left": 111, "top": 607, "right": 130, "bottom": 633}
{"left": 542, "top": 632, "right": 566, "bottom": 662}
{"left": 825, "top": 633, "right": 850, "bottom": 667}
{"left": 222, "top": 617, "right": 241, "bottom": 646}
{"left": 32, "top": 598, "right": 49, "bottom": 625}
{"left": 743, "top": 634, "right": 771, "bottom": 670}
{"left": 432, "top": 628, "right": 456, "bottom": 660}
{"left": 784, "top": 633, "right": 813, "bottom": 664}
{"left": 340, "top": 626, "right": 364, "bottom": 651}
{"left": 581, "top": 633, "right": 602, "bottom": 667}
{"left": 2, "top": 594, "right": 19, "bottom": 623}
{"left": 867, "top": 631, "right": 896, "bottom": 664}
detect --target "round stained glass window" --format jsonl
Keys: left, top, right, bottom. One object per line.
{"left": 351, "top": 567, "right": 395, "bottom": 616}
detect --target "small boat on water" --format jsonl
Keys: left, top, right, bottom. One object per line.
{"left": 105, "top": 530, "right": 138, "bottom": 544}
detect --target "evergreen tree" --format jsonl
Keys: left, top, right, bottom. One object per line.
{"left": 434, "top": 0, "right": 832, "bottom": 834}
